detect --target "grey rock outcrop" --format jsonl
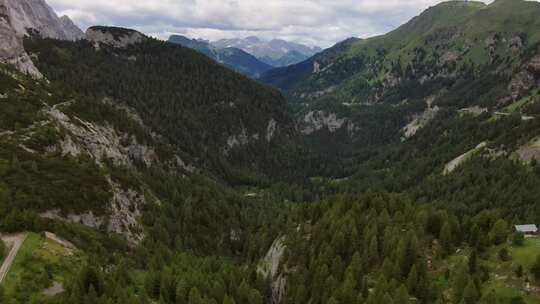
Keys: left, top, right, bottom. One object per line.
{"left": 0, "top": 15, "right": 40, "bottom": 76}
{"left": 60, "top": 15, "right": 84, "bottom": 41}
{"left": 258, "top": 237, "right": 287, "bottom": 304}
{"left": 301, "top": 110, "right": 358, "bottom": 136}
{"left": 1, "top": 0, "right": 83, "bottom": 40}
{"left": 86, "top": 26, "right": 145, "bottom": 49}
{"left": 0, "top": 0, "right": 84, "bottom": 76}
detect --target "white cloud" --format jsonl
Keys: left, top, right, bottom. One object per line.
{"left": 48, "top": 0, "right": 495, "bottom": 48}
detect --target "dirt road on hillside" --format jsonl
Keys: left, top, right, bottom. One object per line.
{"left": 0, "top": 233, "right": 27, "bottom": 284}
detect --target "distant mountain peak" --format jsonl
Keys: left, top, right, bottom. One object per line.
{"left": 211, "top": 36, "right": 322, "bottom": 67}
{"left": 167, "top": 34, "right": 272, "bottom": 78}
{"left": 245, "top": 36, "right": 261, "bottom": 43}
{"left": 59, "top": 15, "right": 84, "bottom": 41}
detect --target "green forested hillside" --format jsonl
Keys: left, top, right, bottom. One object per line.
{"left": 2, "top": 1, "right": 540, "bottom": 304}
{"left": 24, "top": 32, "right": 304, "bottom": 185}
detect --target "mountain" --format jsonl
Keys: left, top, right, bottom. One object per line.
{"left": 261, "top": 37, "right": 361, "bottom": 92}
{"left": 261, "top": 0, "right": 540, "bottom": 149}
{"left": 212, "top": 36, "right": 322, "bottom": 67}
{"left": 260, "top": 0, "right": 540, "bottom": 202}
{"left": 263, "top": 0, "right": 540, "bottom": 104}
{"left": 4, "top": 0, "right": 540, "bottom": 303}
{"left": 260, "top": 49, "right": 311, "bottom": 67}
{"left": 0, "top": 0, "right": 83, "bottom": 76}
{"left": 168, "top": 34, "right": 272, "bottom": 78}
{"left": 25, "top": 26, "right": 301, "bottom": 184}
{"left": 0, "top": 21, "right": 302, "bottom": 300}
{"left": 1, "top": 0, "right": 83, "bottom": 40}
{"left": 59, "top": 15, "right": 85, "bottom": 40}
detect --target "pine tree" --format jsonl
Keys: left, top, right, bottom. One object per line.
{"left": 394, "top": 284, "right": 409, "bottom": 304}
{"left": 439, "top": 222, "right": 453, "bottom": 256}
{"left": 223, "top": 295, "right": 236, "bottom": 304}
{"left": 468, "top": 250, "right": 477, "bottom": 274}
{"left": 453, "top": 264, "right": 469, "bottom": 300}
{"left": 406, "top": 265, "right": 418, "bottom": 294}
{"left": 382, "top": 292, "right": 394, "bottom": 304}
{"left": 462, "top": 278, "right": 479, "bottom": 304}
{"left": 489, "top": 219, "right": 508, "bottom": 245}
{"left": 176, "top": 279, "right": 189, "bottom": 304}
{"left": 188, "top": 287, "right": 204, "bottom": 304}
{"left": 368, "top": 236, "right": 379, "bottom": 266}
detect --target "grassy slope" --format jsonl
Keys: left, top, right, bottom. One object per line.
{"left": 484, "top": 236, "right": 540, "bottom": 304}
{"left": 428, "top": 238, "right": 540, "bottom": 304}
{"left": 3, "top": 232, "right": 82, "bottom": 301}
{"left": 281, "top": 0, "right": 539, "bottom": 105}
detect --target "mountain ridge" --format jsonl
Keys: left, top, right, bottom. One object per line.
{"left": 168, "top": 34, "right": 272, "bottom": 78}
{"left": 212, "top": 36, "right": 322, "bottom": 67}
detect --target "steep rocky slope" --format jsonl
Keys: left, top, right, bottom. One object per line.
{"left": 0, "top": 64, "right": 160, "bottom": 243}
{"left": 0, "top": 0, "right": 83, "bottom": 76}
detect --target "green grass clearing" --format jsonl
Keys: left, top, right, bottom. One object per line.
{"left": 511, "top": 237, "right": 540, "bottom": 270}
{"left": 3, "top": 232, "right": 83, "bottom": 302}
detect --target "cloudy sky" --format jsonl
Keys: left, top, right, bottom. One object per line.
{"left": 48, "top": 0, "right": 496, "bottom": 48}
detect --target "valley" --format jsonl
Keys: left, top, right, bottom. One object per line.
{"left": 1, "top": 0, "right": 540, "bottom": 303}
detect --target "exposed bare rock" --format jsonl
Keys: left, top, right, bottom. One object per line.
{"left": 1, "top": 0, "right": 83, "bottom": 40}
{"left": 86, "top": 26, "right": 145, "bottom": 49}
{"left": 226, "top": 128, "right": 249, "bottom": 150}
{"left": 458, "top": 106, "right": 488, "bottom": 116}
{"left": 510, "top": 35, "right": 524, "bottom": 53}
{"left": 40, "top": 178, "right": 147, "bottom": 245}
{"left": 46, "top": 106, "right": 157, "bottom": 168}
{"left": 107, "top": 179, "right": 145, "bottom": 243}
{"left": 0, "top": 16, "right": 41, "bottom": 77}
{"left": 515, "top": 137, "right": 540, "bottom": 163}
{"left": 443, "top": 142, "right": 487, "bottom": 175}
{"left": 266, "top": 119, "right": 277, "bottom": 142}
{"left": 41, "top": 210, "right": 104, "bottom": 229}
{"left": 439, "top": 50, "right": 460, "bottom": 65}
{"left": 258, "top": 237, "right": 287, "bottom": 304}
{"left": 299, "top": 85, "right": 336, "bottom": 99}
{"left": 313, "top": 61, "right": 321, "bottom": 73}
{"left": 59, "top": 15, "right": 84, "bottom": 41}
{"left": 507, "top": 55, "right": 540, "bottom": 101}
{"left": 301, "top": 110, "right": 357, "bottom": 136}
{"left": 402, "top": 96, "right": 440, "bottom": 139}
{"left": 0, "top": 0, "right": 84, "bottom": 76}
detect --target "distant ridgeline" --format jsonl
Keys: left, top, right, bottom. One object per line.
{"left": 168, "top": 35, "right": 273, "bottom": 78}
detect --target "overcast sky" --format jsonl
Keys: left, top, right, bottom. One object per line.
{"left": 48, "top": 0, "right": 496, "bottom": 48}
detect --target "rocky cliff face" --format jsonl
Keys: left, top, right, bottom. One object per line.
{"left": 0, "top": 13, "right": 40, "bottom": 76}
{"left": 59, "top": 15, "right": 84, "bottom": 41}
{"left": 1, "top": 0, "right": 83, "bottom": 40}
{"left": 0, "top": 0, "right": 83, "bottom": 76}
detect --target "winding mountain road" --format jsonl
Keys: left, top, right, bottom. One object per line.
{"left": 0, "top": 233, "right": 27, "bottom": 284}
